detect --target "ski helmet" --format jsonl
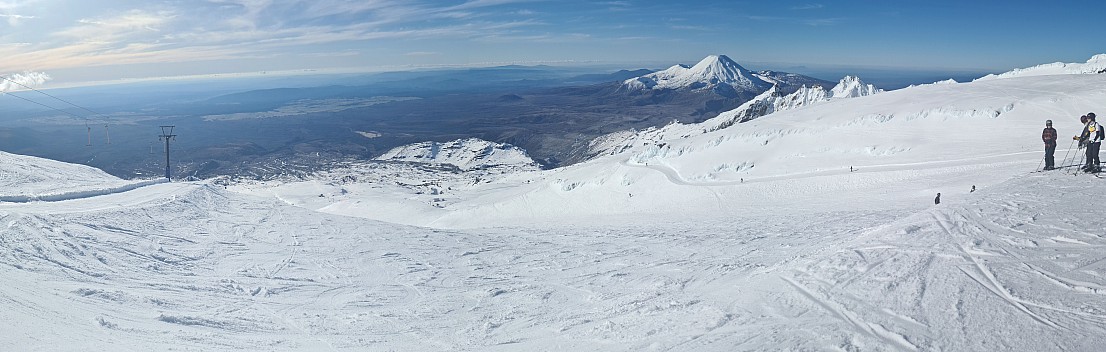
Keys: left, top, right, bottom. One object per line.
{"left": 1046, "top": 119, "right": 1052, "bottom": 125}
{"left": 1082, "top": 115, "right": 1089, "bottom": 123}
{"left": 1089, "top": 112, "right": 1097, "bottom": 120}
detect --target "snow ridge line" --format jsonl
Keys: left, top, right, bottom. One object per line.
{"left": 0, "top": 179, "right": 169, "bottom": 203}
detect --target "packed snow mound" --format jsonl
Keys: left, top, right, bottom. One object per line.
{"left": 375, "top": 138, "right": 540, "bottom": 171}
{"left": 975, "top": 53, "right": 1106, "bottom": 81}
{"left": 622, "top": 55, "right": 772, "bottom": 92}
{"left": 0, "top": 150, "right": 161, "bottom": 201}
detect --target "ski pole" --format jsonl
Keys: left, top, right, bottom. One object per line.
{"left": 1070, "top": 141, "right": 1079, "bottom": 174}
{"left": 1058, "top": 139, "right": 1075, "bottom": 169}
{"left": 1035, "top": 156, "right": 1044, "bottom": 173}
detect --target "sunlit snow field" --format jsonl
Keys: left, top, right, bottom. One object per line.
{"left": 3, "top": 66, "right": 1106, "bottom": 350}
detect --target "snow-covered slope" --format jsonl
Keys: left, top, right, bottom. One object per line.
{"left": 976, "top": 53, "right": 1106, "bottom": 81}
{"left": 395, "top": 73, "right": 1106, "bottom": 229}
{"left": 374, "top": 138, "right": 540, "bottom": 171}
{"left": 622, "top": 55, "right": 772, "bottom": 92}
{"left": 0, "top": 151, "right": 163, "bottom": 201}
{"left": 6, "top": 124, "right": 1106, "bottom": 351}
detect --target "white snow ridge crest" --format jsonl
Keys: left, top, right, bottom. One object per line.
{"left": 707, "top": 75, "right": 882, "bottom": 129}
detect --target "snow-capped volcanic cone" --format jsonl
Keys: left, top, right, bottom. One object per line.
{"left": 622, "top": 55, "right": 773, "bottom": 92}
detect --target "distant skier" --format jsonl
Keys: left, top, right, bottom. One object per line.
{"left": 1075, "top": 113, "right": 1104, "bottom": 172}
{"left": 934, "top": 193, "right": 941, "bottom": 205}
{"left": 1042, "top": 120, "right": 1057, "bottom": 170}
{"left": 970, "top": 185, "right": 976, "bottom": 193}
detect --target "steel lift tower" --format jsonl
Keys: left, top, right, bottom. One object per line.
{"left": 159, "top": 126, "right": 177, "bottom": 180}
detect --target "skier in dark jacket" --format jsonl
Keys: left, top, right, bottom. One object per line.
{"left": 934, "top": 193, "right": 941, "bottom": 205}
{"left": 1042, "top": 120, "right": 1057, "bottom": 170}
{"left": 1075, "top": 113, "right": 1104, "bottom": 172}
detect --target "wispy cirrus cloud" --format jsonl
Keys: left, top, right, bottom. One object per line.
{"left": 0, "top": 13, "right": 35, "bottom": 25}
{"left": 790, "top": 3, "right": 824, "bottom": 10}
{"left": 803, "top": 18, "right": 841, "bottom": 26}
{"left": 746, "top": 14, "right": 842, "bottom": 26}
{"left": 669, "top": 24, "right": 710, "bottom": 31}
{"left": 0, "top": 0, "right": 546, "bottom": 74}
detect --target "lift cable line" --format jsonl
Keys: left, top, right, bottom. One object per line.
{"left": 0, "top": 75, "right": 105, "bottom": 119}
{"left": 159, "top": 126, "right": 177, "bottom": 181}
{"left": 0, "top": 87, "right": 89, "bottom": 121}
{"left": 1, "top": 74, "right": 117, "bottom": 146}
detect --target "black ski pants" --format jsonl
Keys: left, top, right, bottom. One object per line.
{"left": 1088, "top": 142, "right": 1101, "bottom": 169}
{"left": 1045, "top": 144, "right": 1056, "bottom": 168}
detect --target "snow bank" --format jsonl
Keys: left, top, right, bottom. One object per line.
{"left": 0, "top": 151, "right": 165, "bottom": 200}
{"left": 0, "top": 178, "right": 168, "bottom": 203}
{"left": 975, "top": 53, "right": 1106, "bottom": 81}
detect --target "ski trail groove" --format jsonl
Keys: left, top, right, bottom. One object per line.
{"left": 931, "top": 212, "right": 1063, "bottom": 329}
{"left": 782, "top": 276, "right": 919, "bottom": 351}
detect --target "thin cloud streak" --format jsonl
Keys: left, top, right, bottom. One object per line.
{"left": 0, "top": 0, "right": 545, "bottom": 73}
{"left": 746, "top": 14, "right": 843, "bottom": 27}
{"left": 791, "top": 4, "right": 824, "bottom": 10}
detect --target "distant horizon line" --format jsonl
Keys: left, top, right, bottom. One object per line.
{"left": 25, "top": 57, "right": 1007, "bottom": 91}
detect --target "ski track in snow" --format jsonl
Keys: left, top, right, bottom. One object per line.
{"left": 3, "top": 175, "right": 1105, "bottom": 350}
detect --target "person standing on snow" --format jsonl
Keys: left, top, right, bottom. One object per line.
{"left": 1075, "top": 113, "right": 1104, "bottom": 172}
{"left": 934, "top": 193, "right": 941, "bottom": 205}
{"left": 1042, "top": 120, "right": 1058, "bottom": 170}
{"left": 1076, "top": 115, "right": 1091, "bottom": 168}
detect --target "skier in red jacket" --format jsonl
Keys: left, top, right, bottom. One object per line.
{"left": 1042, "top": 119, "right": 1057, "bottom": 170}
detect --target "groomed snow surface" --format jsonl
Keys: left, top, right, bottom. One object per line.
{"left": 5, "top": 60, "right": 1106, "bottom": 350}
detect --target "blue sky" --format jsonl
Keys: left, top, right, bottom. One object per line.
{"left": 1, "top": 0, "right": 1104, "bottom": 85}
